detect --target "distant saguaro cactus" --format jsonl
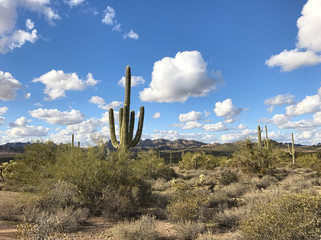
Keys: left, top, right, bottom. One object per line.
{"left": 288, "top": 132, "right": 295, "bottom": 164}
{"left": 109, "top": 66, "right": 145, "bottom": 150}
{"left": 257, "top": 125, "right": 263, "bottom": 148}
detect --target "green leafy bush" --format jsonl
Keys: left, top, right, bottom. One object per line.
{"left": 179, "top": 152, "right": 219, "bottom": 170}
{"left": 240, "top": 192, "right": 321, "bottom": 240}
{"left": 132, "top": 150, "right": 176, "bottom": 180}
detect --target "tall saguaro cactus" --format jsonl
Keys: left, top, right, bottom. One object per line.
{"left": 109, "top": 66, "right": 145, "bottom": 150}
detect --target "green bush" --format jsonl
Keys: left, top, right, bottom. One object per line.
{"left": 179, "top": 152, "right": 219, "bottom": 170}
{"left": 240, "top": 192, "right": 321, "bottom": 240}
{"left": 230, "top": 140, "right": 285, "bottom": 175}
{"left": 218, "top": 169, "right": 239, "bottom": 185}
{"left": 132, "top": 150, "right": 176, "bottom": 180}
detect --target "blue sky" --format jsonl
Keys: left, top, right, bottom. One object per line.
{"left": 1, "top": 0, "right": 321, "bottom": 146}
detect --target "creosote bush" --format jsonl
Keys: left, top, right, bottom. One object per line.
{"left": 174, "top": 220, "right": 205, "bottom": 240}
{"left": 240, "top": 192, "right": 321, "bottom": 240}
{"left": 179, "top": 152, "right": 219, "bottom": 170}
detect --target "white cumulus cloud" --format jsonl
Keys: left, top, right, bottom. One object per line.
{"left": 102, "top": 6, "right": 115, "bottom": 25}
{"left": 285, "top": 88, "right": 321, "bottom": 116}
{"left": 265, "top": 0, "right": 321, "bottom": 71}
{"left": 29, "top": 108, "right": 85, "bottom": 125}
{"left": 264, "top": 93, "right": 295, "bottom": 112}
{"left": 179, "top": 111, "right": 202, "bottom": 122}
{"left": 118, "top": 76, "right": 145, "bottom": 87}
{"left": 7, "top": 116, "right": 49, "bottom": 139}
{"left": 33, "top": 70, "right": 98, "bottom": 100}
{"left": 0, "top": 106, "right": 8, "bottom": 115}
{"left": 0, "top": 71, "right": 22, "bottom": 101}
{"left": 203, "top": 122, "right": 228, "bottom": 131}
{"left": 214, "top": 98, "right": 242, "bottom": 122}
{"left": 89, "top": 96, "right": 122, "bottom": 110}
{"left": 140, "top": 51, "right": 223, "bottom": 103}
{"left": 64, "top": 0, "right": 85, "bottom": 7}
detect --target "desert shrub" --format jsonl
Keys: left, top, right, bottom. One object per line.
{"left": 167, "top": 181, "right": 209, "bottom": 221}
{"left": 179, "top": 152, "right": 219, "bottom": 170}
{"left": 0, "top": 191, "right": 26, "bottom": 221}
{"left": 218, "top": 169, "right": 239, "bottom": 185}
{"left": 213, "top": 206, "right": 247, "bottom": 228}
{"left": 174, "top": 220, "right": 205, "bottom": 240}
{"left": 110, "top": 215, "right": 158, "bottom": 240}
{"left": 4, "top": 141, "right": 57, "bottom": 191}
{"left": 252, "top": 175, "right": 278, "bottom": 190}
{"left": 220, "top": 182, "right": 248, "bottom": 198}
{"left": 151, "top": 177, "right": 172, "bottom": 191}
{"left": 240, "top": 192, "right": 321, "bottom": 240}
{"left": 230, "top": 140, "right": 284, "bottom": 175}
{"left": 195, "top": 231, "right": 219, "bottom": 240}
{"left": 132, "top": 150, "right": 176, "bottom": 180}
{"left": 208, "top": 191, "right": 237, "bottom": 209}
{"left": 101, "top": 183, "right": 151, "bottom": 219}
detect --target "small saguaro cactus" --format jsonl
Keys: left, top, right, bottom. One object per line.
{"left": 109, "top": 66, "right": 145, "bottom": 150}
{"left": 288, "top": 132, "right": 296, "bottom": 164}
{"left": 265, "top": 125, "right": 269, "bottom": 150}
{"left": 257, "top": 125, "right": 263, "bottom": 148}
{"left": 71, "top": 134, "right": 74, "bottom": 148}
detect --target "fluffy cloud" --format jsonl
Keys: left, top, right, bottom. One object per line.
{"left": 0, "top": 1, "right": 59, "bottom": 53}
{"left": 203, "top": 122, "right": 228, "bottom": 132}
{"left": 0, "top": 0, "right": 59, "bottom": 35}
{"left": 0, "top": 71, "right": 22, "bottom": 100}
{"left": 33, "top": 70, "right": 98, "bottom": 100}
{"left": 29, "top": 108, "right": 85, "bottom": 125}
{"left": 220, "top": 129, "right": 256, "bottom": 143}
{"left": 182, "top": 121, "right": 203, "bottom": 129}
{"left": 140, "top": 51, "right": 223, "bottom": 103}
{"left": 118, "top": 76, "right": 145, "bottom": 87}
{"left": 49, "top": 118, "right": 104, "bottom": 145}
{"left": 102, "top": 6, "right": 115, "bottom": 25}
{"left": 0, "top": 107, "right": 7, "bottom": 125}
{"left": 0, "top": 106, "right": 8, "bottom": 115}
{"left": 214, "top": 98, "right": 242, "bottom": 122}
{"left": 6, "top": 116, "right": 49, "bottom": 139}
{"left": 89, "top": 96, "right": 122, "bottom": 110}
{"left": 0, "top": 24, "right": 38, "bottom": 54}
{"left": 286, "top": 93, "right": 321, "bottom": 116}
{"left": 179, "top": 111, "right": 202, "bottom": 122}
{"left": 266, "top": 0, "right": 321, "bottom": 71}
{"left": 64, "top": 0, "right": 85, "bottom": 7}
{"left": 152, "top": 112, "right": 161, "bottom": 119}
{"left": 149, "top": 130, "right": 217, "bottom": 143}
{"left": 264, "top": 93, "right": 295, "bottom": 112}
{"left": 266, "top": 49, "right": 321, "bottom": 72}
{"left": 123, "top": 29, "right": 139, "bottom": 40}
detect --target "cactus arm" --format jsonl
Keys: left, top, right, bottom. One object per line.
{"left": 119, "top": 107, "right": 123, "bottom": 144}
{"left": 129, "top": 110, "right": 135, "bottom": 143}
{"left": 131, "top": 106, "right": 144, "bottom": 147}
{"left": 109, "top": 108, "right": 119, "bottom": 148}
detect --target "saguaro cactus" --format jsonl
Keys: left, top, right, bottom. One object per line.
{"left": 257, "top": 125, "right": 263, "bottom": 148}
{"left": 109, "top": 66, "right": 144, "bottom": 150}
{"left": 288, "top": 132, "right": 295, "bottom": 164}
{"left": 265, "top": 125, "right": 269, "bottom": 150}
